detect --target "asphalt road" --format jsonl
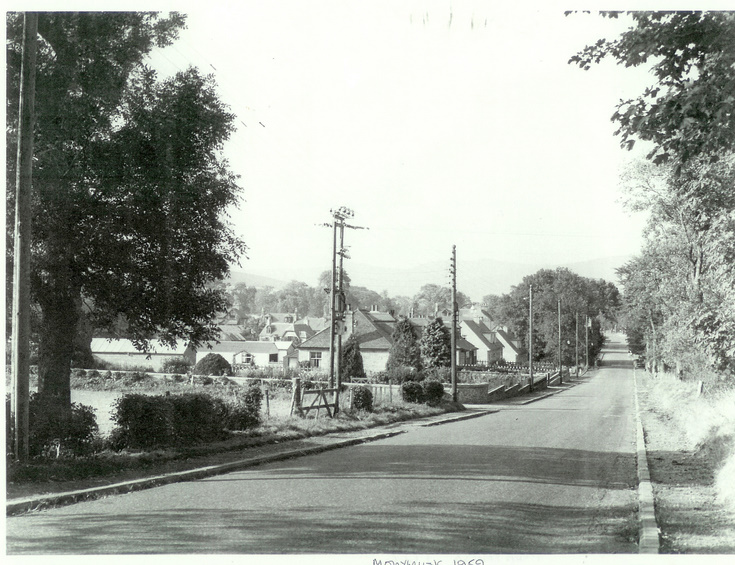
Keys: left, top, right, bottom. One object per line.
{"left": 6, "top": 336, "right": 639, "bottom": 555}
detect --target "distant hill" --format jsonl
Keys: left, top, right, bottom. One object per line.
{"left": 227, "top": 255, "right": 632, "bottom": 303}
{"left": 225, "top": 270, "right": 289, "bottom": 289}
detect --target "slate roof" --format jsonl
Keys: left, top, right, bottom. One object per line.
{"left": 199, "top": 341, "right": 278, "bottom": 355}
{"left": 495, "top": 329, "right": 521, "bottom": 354}
{"left": 91, "top": 338, "right": 190, "bottom": 355}
{"left": 298, "top": 309, "right": 396, "bottom": 351}
{"left": 216, "top": 325, "right": 252, "bottom": 341}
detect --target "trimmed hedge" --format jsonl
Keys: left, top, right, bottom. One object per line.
{"left": 109, "top": 387, "right": 263, "bottom": 450}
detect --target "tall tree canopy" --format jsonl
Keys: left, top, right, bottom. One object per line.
{"left": 6, "top": 12, "right": 245, "bottom": 410}
{"left": 569, "top": 11, "right": 735, "bottom": 167}
{"left": 491, "top": 268, "right": 618, "bottom": 365}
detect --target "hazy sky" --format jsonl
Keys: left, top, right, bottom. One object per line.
{"left": 143, "top": 2, "right": 660, "bottom": 289}
{"left": 15, "top": 2, "right": 695, "bottom": 292}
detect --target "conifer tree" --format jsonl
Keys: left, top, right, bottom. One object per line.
{"left": 340, "top": 334, "right": 365, "bottom": 382}
{"left": 387, "top": 317, "right": 422, "bottom": 372}
{"left": 420, "top": 317, "right": 451, "bottom": 369}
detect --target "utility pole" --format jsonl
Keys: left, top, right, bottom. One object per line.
{"left": 321, "top": 207, "right": 366, "bottom": 414}
{"left": 11, "top": 12, "right": 38, "bottom": 462}
{"left": 575, "top": 311, "right": 579, "bottom": 377}
{"left": 328, "top": 218, "right": 338, "bottom": 389}
{"left": 586, "top": 315, "right": 590, "bottom": 369}
{"left": 335, "top": 222, "right": 347, "bottom": 395}
{"left": 558, "top": 297, "right": 562, "bottom": 384}
{"left": 450, "top": 245, "right": 457, "bottom": 403}
{"left": 528, "top": 284, "right": 534, "bottom": 392}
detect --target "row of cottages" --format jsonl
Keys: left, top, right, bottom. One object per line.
{"left": 296, "top": 307, "right": 481, "bottom": 373}
{"left": 457, "top": 306, "right": 523, "bottom": 364}
{"left": 90, "top": 312, "right": 327, "bottom": 372}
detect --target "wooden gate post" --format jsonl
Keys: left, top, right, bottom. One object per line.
{"left": 290, "top": 377, "right": 303, "bottom": 416}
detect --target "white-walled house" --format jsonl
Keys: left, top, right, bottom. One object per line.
{"left": 90, "top": 338, "right": 195, "bottom": 372}
{"left": 196, "top": 340, "right": 297, "bottom": 370}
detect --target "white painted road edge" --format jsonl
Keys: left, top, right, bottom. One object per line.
{"left": 634, "top": 368, "right": 661, "bottom": 554}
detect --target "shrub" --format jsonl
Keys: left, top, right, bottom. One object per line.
{"left": 109, "top": 393, "right": 172, "bottom": 450}
{"left": 110, "top": 391, "right": 236, "bottom": 449}
{"left": 422, "top": 379, "right": 446, "bottom": 406}
{"left": 6, "top": 393, "right": 100, "bottom": 458}
{"left": 388, "top": 365, "right": 422, "bottom": 384}
{"left": 193, "top": 353, "right": 231, "bottom": 376}
{"left": 401, "top": 381, "right": 424, "bottom": 404}
{"left": 168, "top": 393, "right": 228, "bottom": 444}
{"left": 423, "top": 366, "right": 451, "bottom": 383}
{"left": 351, "top": 386, "right": 374, "bottom": 412}
{"left": 225, "top": 384, "right": 263, "bottom": 430}
{"left": 162, "top": 357, "right": 193, "bottom": 374}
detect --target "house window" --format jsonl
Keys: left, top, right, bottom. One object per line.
{"left": 269, "top": 353, "right": 278, "bottom": 363}
{"left": 309, "top": 351, "right": 322, "bottom": 368}
{"left": 241, "top": 353, "right": 254, "bottom": 365}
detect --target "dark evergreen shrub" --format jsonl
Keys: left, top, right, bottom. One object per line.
{"left": 352, "top": 386, "right": 373, "bottom": 412}
{"left": 193, "top": 353, "right": 231, "bottom": 376}
{"left": 401, "top": 381, "right": 424, "bottom": 404}
{"left": 422, "top": 379, "right": 446, "bottom": 406}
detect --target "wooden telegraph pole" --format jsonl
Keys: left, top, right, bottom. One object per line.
{"left": 328, "top": 218, "right": 338, "bottom": 389}
{"left": 586, "top": 315, "right": 590, "bottom": 369}
{"left": 11, "top": 12, "right": 38, "bottom": 462}
{"left": 528, "top": 284, "right": 534, "bottom": 392}
{"left": 575, "top": 311, "right": 579, "bottom": 377}
{"left": 558, "top": 297, "right": 562, "bottom": 384}
{"left": 323, "top": 207, "right": 366, "bottom": 414}
{"left": 450, "top": 245, "right": 457, "bottom": 403}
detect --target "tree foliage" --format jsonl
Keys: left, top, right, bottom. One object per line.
{"left": 340, "top": 333, "right": 365, "bottom": 382}
{"left": 618, "top": 156, "right": 735, "bottom": 374}
{"left": 387, "top": 317, "right": 422, "bottom": 372}
{"left": 490, "top": 268, "right": 618, "bottom": 365}
{"left": 569, "top": 11, "right": 735, "bottom": 167}
{"left": 6, "top": 12, "right": 244, "bottom": 412}
{"left": 419, "top": 317, "right": 452, "bottom": 369}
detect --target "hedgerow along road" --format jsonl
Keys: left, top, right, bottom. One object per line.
{"left": 7, "top": 336, "right": 639, "bottom": 554}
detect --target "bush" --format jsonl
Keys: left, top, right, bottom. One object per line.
{"left": 423, "top": 367, "right": 451, "bottom": 383}
{"left": 6, "top": 393, "right": 100, "bottom": 458}
{"left": 351, "top": 386, "right": 374, "bottom": 412}
{"left": 109, "top": 393, "right": 173, "bottom": 450}
{"left": 401, "top": 381, "right": 424, "bottom": 404}
{"left": 388, "top": 365, "right": 422, "bottom": 384}
{"left": 168, "top": 393, "right": 229, "bottom": 444}
{"left": 422, "top": 379, "right": 446, "bottom": 406}
{"left": 109, "top": 387, "right": 263, "bottom": 450}
{"left": 193, "top": 353, "right": 231, "bottom": 376}
{"left": 225, "top": 384, "right": 263, "bottom": 430}
{"left": 162, "top": 357, "right": 193, "bottom": 374}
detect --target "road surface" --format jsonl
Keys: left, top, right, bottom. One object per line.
{"left": 7, "top": 335, "right": 638, "bottom": 554}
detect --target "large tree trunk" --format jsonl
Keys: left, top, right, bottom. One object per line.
{"left": 37, "top": 284, "right": 79, "bottom": 415}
